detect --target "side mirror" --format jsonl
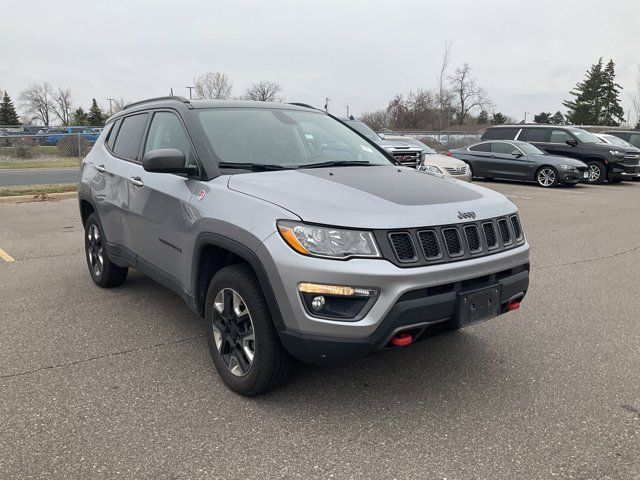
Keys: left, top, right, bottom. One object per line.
{"left": 142, "top": 149, "right": 197, "bottom": 175}
{"left": 511, "top": 150, "right": 523, "bottom": 157}
{"left": 565, "top": 139, "right": 578, "bottom": 147}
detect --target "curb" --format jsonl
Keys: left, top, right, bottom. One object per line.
{"left": 0, "top": 191, "right": 78, "bottom": 205}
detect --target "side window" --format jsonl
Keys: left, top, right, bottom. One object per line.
{"left": 106, "top": 120, "right": 121, "bottom": 150}
{"left": 482, "top": 127, "right": 519, "bottom": 140}
{"left": 469, "top": 143, "right": 491, "bottom": 152}
{"left": 550, "top": 129, "right": 573, "bottom": 144}
{"left": 492, "top": 142, "right": 519, "bottom": 155}
{"left": 522, "top": 128, "right": 551, "bottom": 143}
{"left": 628, "top": 133, "right": 640, "bottom": 147}
{"left": 144, "top": 112, "right": 196, "bottom": 166}
{"left": 112, "top": 113, "right": 149, "bottom": 161}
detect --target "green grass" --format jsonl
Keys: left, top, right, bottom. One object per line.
{"left": 0, "top": 157, "right": 80, "bottom": 169}
{"left": 0, "top": 183, "right": 77, "bottom": 197}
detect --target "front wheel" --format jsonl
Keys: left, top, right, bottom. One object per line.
{"left": 205, "top": 264, "right": 291, "bottom": 396}
{"left": 586, "top": 161, "right": 606, "bottom": 184}
{"left": 536, "top": 167, "right": 558, "bottom": 187}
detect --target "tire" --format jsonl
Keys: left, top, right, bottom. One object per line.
{"left": 536, "top": 166, "right": 559, "bottom": 187}
{"left": 84, "top": 213, "right": 128, "bottom": 288}
{"left": 205, "top": 263, "right": 291, "bottom": 396}
{"left": 586, "top": 161, "right": 606, "bottom": 184}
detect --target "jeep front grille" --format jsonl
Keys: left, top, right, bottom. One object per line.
{"left": 417, "top": 230, "right": 441, "bottom": 260}
{"left": 497, "top": 218, "right": 512, "bottom": 245}
{"left": 388, "top": 232, "right": 417, "bottom": 262}
{"left": 377, "top": 214, "right": 525, "bottom": 268}
{"left": 442, "top": 228, "right": 463, "bottom": 257}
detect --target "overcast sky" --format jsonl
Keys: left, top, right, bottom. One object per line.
{"left": 2, "top": 0, "right": 639, "bottom": 123}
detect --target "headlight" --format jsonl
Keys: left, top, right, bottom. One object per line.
{"left": 277, "top": 221, "right": 381, "bottom": 259}
{"left": 609, "top": 150, "right": 623, "bottom": 156}
{"left": 560, "top": 164, "right": 576, "bottom": 170}
{"left": 418, "top": 164, "right": 442, "bottom": 174}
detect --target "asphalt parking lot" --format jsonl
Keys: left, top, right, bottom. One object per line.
{"left": 1, "top": 180, "right": 639, "bottom": 479}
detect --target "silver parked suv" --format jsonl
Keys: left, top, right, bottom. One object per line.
{"left": 79, "top": 97, "right": 530, "bottom": 395}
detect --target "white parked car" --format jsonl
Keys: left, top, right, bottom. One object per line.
{"left": 384, "top": 135, "right": 472, "bottom": 182}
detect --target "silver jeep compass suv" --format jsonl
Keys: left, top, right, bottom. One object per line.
{"left": 79, "top": 97, "right": 530, "bottom": 396}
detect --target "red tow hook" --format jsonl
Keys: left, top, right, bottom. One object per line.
{"left": 506, "top": 300, "right": 521, "bottom": 312}
{"left": 390, "top": 333, "right": 413, "bottom": 347}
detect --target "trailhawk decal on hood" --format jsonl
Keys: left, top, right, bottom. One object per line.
{"left": 227, "top": 166, "right": 514, "bottom": 229}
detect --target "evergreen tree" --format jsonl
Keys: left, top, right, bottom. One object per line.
{"left": 0, "top": 91, "right": 21, "bottom": 125}
{"left": 534, "top": 112, "right": 552, "bottom": 124}
{"left": 491, "top": 112, "right": 507, "bottom": 124}
{"left": 87, "top": 99, "right": 105, "bottom": 126}
{"left": 550, "top": 111, "right": 565, "bottom": 125}
{"left": 599, "top": 60, "right": 625, "bottom": 126}
{"left": 563, "top": 58, "right": 604, "bottom": 125}
{"left": 477, "top": 110, "right": 489, "bottom": 124}
{"left": 72, "top": 107, "right": 88, "bottom": 126}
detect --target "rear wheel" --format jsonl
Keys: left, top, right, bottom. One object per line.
{"left": 536, "top": 167, "right": 558, "bottom": 187}
{"left": 84, "top": 213, "right": 128, "bottom": 288}
{"left": 586, "top": 161, "right": 606, "bottom": 184}
{"left": 205, "top": 264, "right": 291, "bottom": 396}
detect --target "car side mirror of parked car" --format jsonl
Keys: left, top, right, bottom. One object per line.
{"left": 142, "top": 149, "right": 198, "bottom": 176}
{"left": 511, "top": 150, "right": 523, "bottom": 157}
{"left": 565, "top": 139, "right": 578, "bottom": 147}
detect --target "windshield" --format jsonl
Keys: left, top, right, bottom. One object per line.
{"left": 345, "top": 121, "right": 381, "bottom": 142}
{"left": 197, "top": 109, "right": 392, "bottom": 168}
{"left": 570, "top": 128, "right": 603, "bottom": 144}
{"left": 517, "top": 142, "right": 544, "bottom": 155}
{"left": 601, "top": 134, "right": 633, "bottom": 148}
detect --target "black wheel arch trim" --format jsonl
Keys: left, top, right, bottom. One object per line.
{"left": 191, "top": 232, "right": 285, "bottom": 327}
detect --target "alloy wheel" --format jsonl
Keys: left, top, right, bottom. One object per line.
{"left": 588, "top": 164, "right": 601, "bottom": 182}
{"left": 86, "top": 224, "right": 104, "bottom": 277}
{"left": 537, "top": 168, "right": 556, "bottom": 187}
{"left": 212, "top": 288, "right": 256, "bottom": 377}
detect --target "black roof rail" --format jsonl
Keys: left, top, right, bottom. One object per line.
{"left": 124, "top": 96, "right": 190, "bottom": 110}
{"left": 288, "top": 102, "right": 321, "bottom": 111}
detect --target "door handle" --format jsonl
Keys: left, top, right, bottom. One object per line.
{"left": 128, "top": 177, "right": 144, "bottom": 187}
{"left": 95, "top": 164, "right": 106, "bottom": 173}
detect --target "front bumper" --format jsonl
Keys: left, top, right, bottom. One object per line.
{"left": 258, "top": 234, "right": 530, "bottom": 364}
{"left": 559, "top": 169, "right": 588, "bottom": 184}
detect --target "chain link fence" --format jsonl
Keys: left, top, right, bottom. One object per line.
{"left": 0, "top": 129, "right": 91, "bottom": 188}
{"left": 384, "top": 130, "right": 482, "bottom": 151}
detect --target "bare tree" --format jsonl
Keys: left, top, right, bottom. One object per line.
{"left": 51, "top": 87, "right": 73, "bottom": 125}
{"left": 630, "top": 65, "right": 640, "bottom": 127}
{"left": 195, "top": 72, "right": 233, "bottom": 99}
{"left": 20, "top": 82, "right": 54, "bottom": 126}
{"left": 436, "top": 42, "right": 454, "bottom": 130}
{"left": 449, "top": 64, "right": 491, "bottom": 125}
{"left": 111, "top": 97, "right": 128, "bottom": 114}
{"left": 360, "top": 110, "right": 389, "bottom": 131}
{"left": 244, "top": 81, "right": 283, "bottom": 102}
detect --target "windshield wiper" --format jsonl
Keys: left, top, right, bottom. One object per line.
{"left": 218, "top": 162, "right": 292, "bottom": 171}
{"left": 300, "top": 160, "right": 372, "bottom": 169}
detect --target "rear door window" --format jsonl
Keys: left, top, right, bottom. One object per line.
{"left": 482, "top": 127, "right": 519, "bottom": 140}
{"left": 106, "top": 120, "right": 121, "bottom": 150}
{"left": 491, "top": 142, "right": 519, "bottom": 155}
{"left": 521, "top": 128, "right": 551, "bottom": 143}
{"left": 629, "top": 133, "right": 640, "bottom": 147}
{"left": 469, "top": 143, "right": 491, "bottom": 152}
{"left": 112, "top": 113, "right": 149, "bottom": 161}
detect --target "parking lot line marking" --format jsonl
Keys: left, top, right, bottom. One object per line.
{"left": 0, "top": 248, "right": 15, "bottom": 262}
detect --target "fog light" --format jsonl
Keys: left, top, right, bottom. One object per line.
{"left": 311, "top": 296, "right": 325, "bottom": 311}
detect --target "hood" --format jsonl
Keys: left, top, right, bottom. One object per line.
{"left": 227, "top": 166, "right": 515, "bottom": 229}
{"left": 422, "top": 153, "right": 467, "bottom": 169}
{"left": 376, "top": 139, "right": 422, "bottom": 152}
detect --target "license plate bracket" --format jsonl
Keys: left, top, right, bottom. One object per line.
{"left": 455, "top": 285, "right": 502, "bottom": 327}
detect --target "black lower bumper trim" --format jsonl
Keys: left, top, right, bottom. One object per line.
{"left": 279, "top": 264, "right": 530, "bottom": 365}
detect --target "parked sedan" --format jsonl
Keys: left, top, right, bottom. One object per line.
{"left": 449, "top": 140, "right": 589, "bottom": 187}
{"left": 383, "top": 136, "right": 472, "bottom": 182}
